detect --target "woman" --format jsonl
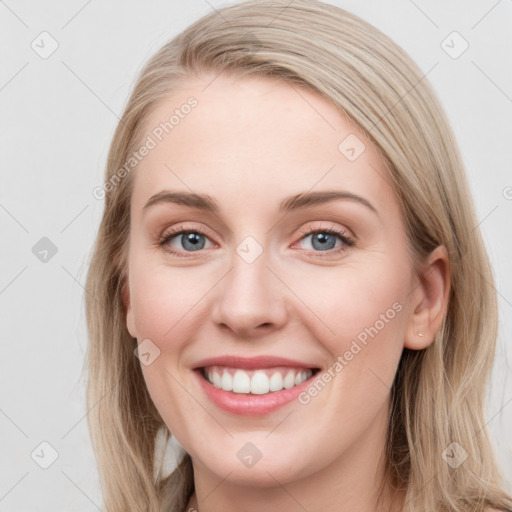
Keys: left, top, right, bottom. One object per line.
{"left": 84, "top": 1, "right": 512, "bottom": 511}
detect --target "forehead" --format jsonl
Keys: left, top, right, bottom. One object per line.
{"left": 130, "top": 74, "right": 398, "bottom": 219}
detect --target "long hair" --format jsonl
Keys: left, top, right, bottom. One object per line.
{"left": 84, "top": 1, "right": 512, "bottom": 511}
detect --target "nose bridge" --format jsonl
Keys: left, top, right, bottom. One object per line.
{"left": 211, "top": 241, "right": 288, "bottom": 336}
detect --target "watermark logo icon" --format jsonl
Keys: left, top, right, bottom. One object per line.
{"left": 236, "top": 236, "right": 263, "bottom": 264}
{"left": 441, "top": 441, "right": 468, "bottom": 468}
{"left": 31, "top": 441, "right": 59, "bottom": 469}
{"left": 338, "top": 134, "right": 366, "bottom": 161}
{"left": 134, "top": 338, "right": 161, "bottom": 366}
{"left": 237, "top": 442, "right": 263, "bottom": 468}
{"left": 31, "top": 31, "right": 59, "bottom": 59}
{"left": 239, "top": 31, "right": 261, "bottom": 55}
{"left": 32, "top": 237, "right": 58, "bottom": 263}
{"left": 441, "top": 32, "right": 469, "bottom": 59}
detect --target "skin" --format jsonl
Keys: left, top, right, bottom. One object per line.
{"left": 123, "top": 73, "right": 450, "bottom": 512}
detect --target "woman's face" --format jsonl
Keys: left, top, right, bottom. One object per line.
{"left": 124, "top": 74, "right": 441, "bottom": 489}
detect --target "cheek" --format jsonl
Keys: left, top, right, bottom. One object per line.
{"left": 129, "top": 261, "right": 208, "bottom": 342}
{"left": 128, "top": 264, "right": 208, "bottom": 440}
{"left": 289, "top": 259, "right": 408, "bottom": 380}
{"left": 288, "top": 265, "right": 407, "bottom": 439}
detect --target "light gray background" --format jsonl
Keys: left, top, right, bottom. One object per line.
{"left": 1, "top": 1, "right": 511, "bottom": 510}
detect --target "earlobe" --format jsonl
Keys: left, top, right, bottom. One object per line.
{"left": 404, "top": 245, "right": 450, "bottom": 350}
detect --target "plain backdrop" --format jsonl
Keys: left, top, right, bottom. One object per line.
{"left": 1, "top": 1, "right": 511, "bottom": 510}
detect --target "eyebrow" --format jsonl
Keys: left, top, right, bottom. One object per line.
{"left": 143, "top": 190, "right": 378, "bottom": 216}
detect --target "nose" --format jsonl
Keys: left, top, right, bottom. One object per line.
{"left": 210, "top": 250, "right": 289, "bottom": 339}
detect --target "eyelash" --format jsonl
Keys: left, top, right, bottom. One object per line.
{"left": 156, "top": 225, "right": 355, "bottom": 258}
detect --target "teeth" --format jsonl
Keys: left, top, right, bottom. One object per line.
{"left": 221, "top": 371, "right": 233, "bottom": 391}
{"left": 269, "top": 372, "right": 283, "bottom": 391}
{"left": 205, "top": 367, "right": 313, "bottom": 395}
{"left": 232, "top": 370, "right": 251, "bottom": 393}
{"left": 250, "top": 371, "right": 269, "bottom": 394}
{"left": 283, "top": 371, "right": 296, "bottom": 389}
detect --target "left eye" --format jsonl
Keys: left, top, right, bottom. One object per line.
{"left": 298, "top": 231, "right": 342, "bottom": 251}
{"left": 294, "top": 227, "right": 355, "bottom": 253}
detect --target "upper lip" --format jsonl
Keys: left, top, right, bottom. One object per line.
{"left": 193, "top": 355, "right": 319, "bottom": 370}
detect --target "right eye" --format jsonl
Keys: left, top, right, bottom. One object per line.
{"left": 157, "top": 228, "right": 215, "bottom": 257}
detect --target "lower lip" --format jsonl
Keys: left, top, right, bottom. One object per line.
{"left": 193, "top": 369, "right": 316, "bottom": 416}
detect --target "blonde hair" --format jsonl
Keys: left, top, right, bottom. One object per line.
{"left": 84, "top": 1, "right": 512, "bottom": 511}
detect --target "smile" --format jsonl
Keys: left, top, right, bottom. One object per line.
{"left": 192, "top": 356, "right": 321, "bottom": 415}
{"left": 202, "top": 366, "right": 316, "bottom": 395}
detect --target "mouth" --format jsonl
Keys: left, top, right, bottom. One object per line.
{"left": 192, "top": 355, "right": 322, "bottom": 415}
{"left": 199, "top": 365, "right": 320, "bottom": 395}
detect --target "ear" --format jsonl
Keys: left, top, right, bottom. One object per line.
{"left": 404, "top": 245, "right": 450, "bottom": 350}
{"left": 116, "top": 247, "right": 137, "bottom": 340}
{"left": 121, "top": 274, "right": 137, "bottom": 339}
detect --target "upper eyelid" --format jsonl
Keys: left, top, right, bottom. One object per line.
{"left": 160, "top": 221, "right": 351, "bottom": 238}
